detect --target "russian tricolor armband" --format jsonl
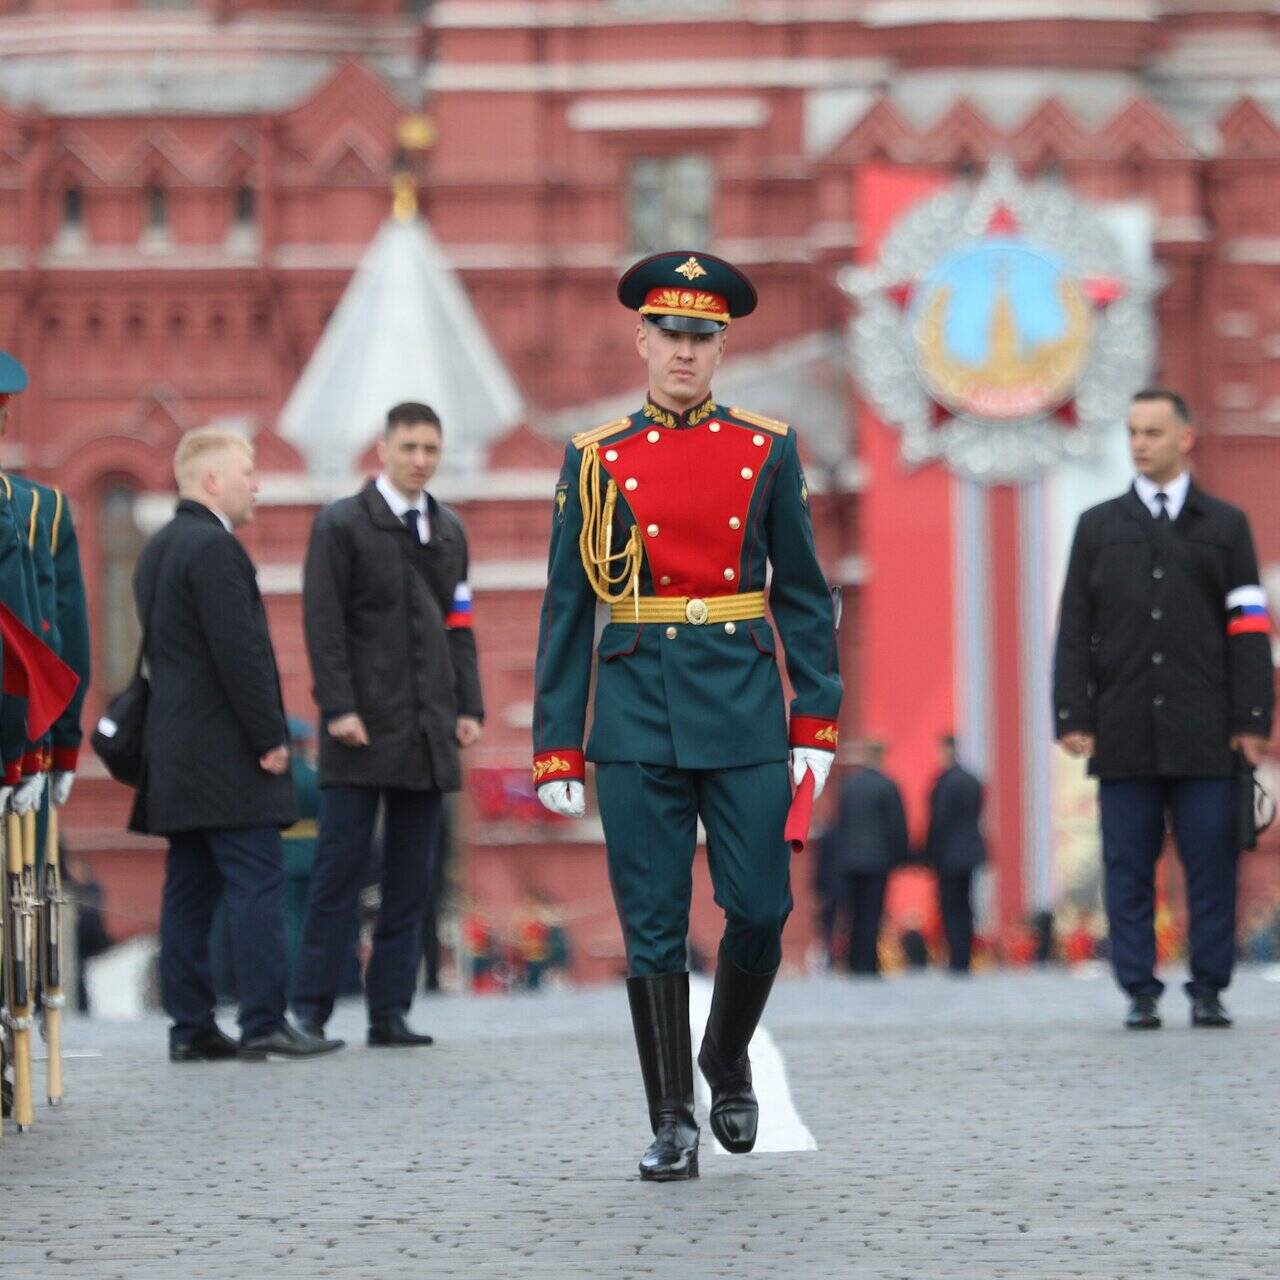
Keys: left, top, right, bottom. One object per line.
{"left": 445, "top": 582, "right": 473, "bottom": 629}
{"left": 1227, "top": 585, "right": 1271, "bottom": 637}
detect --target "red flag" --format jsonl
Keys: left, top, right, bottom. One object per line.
{"left": 0, "top": 599, "right": 79, "bottom": 740}
{"left": 784, "top": 768, "right": 815, "bottom": 855}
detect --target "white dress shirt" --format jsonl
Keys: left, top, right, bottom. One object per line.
{"left": 376, "top": 474, "right": 430, "bottom": 543}
{"left": 1134, "top": 470, "right": 1190, "bottom": 521}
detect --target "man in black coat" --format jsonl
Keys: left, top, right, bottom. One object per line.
{"left": 924, "top": 735, "right": 987, "bottom": 974}
{"left": 130, "top": 429, "right": 339, "bottom": 1061}
{"left": 292, "top": 402, "right": 484, "bottom": 1045}
{"left": 1053, "top": 388, "right": 1274, "bottom": 1030}
{"left": 825, "top": 741, "right": 908, "bottom": 974}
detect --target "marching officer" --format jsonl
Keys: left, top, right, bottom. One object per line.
{"left": 1054, "top": 388, "right": 1273, "bottom": 1030}
{"left": 532, "top": 251, "right": 842, "bottom": 1181}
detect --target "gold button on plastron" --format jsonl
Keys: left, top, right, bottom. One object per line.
{"left": 665, "top": 626, "right": 677, "bottom": 640}
{"left": 709, "top": 424, "right": 721, "bottom": 433}
{"left": 728, "top": 516, "right": 741, "bottom": 530}
{"left": 646, "top": 524, "right": 659, "bottom": 537}
{"left": 625, "top": 478, "right": 638, "bottom": 491}
{"left": 659, "top": 575, "right": 671, "bottom": 586}
{"left": 647, "top": 430, "right": 660, "bottom": 443}
{"left": 724, "top": 622, "right": 736, "bottom": 635}
{"left": 752, "top": 434, "right": 765, "bottom": 447}
{"left": 740, "top": 467, "right": 753, "bottom": 480}
{"left": 605, "top": 450, "right": 618, "bottom": 462}
{"left": 723, "top": 568, "right": 735, "bottom": 581}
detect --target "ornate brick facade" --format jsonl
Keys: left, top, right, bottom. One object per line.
{"left": 2, "top": 1, "right": 1276, "bottom": 976}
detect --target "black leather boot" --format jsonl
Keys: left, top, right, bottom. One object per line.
{"left": 697, "top": 946, "right": 777, "bottom": 1154}
{"left": 626, "top": 973, "right": 699, "bottom": 1182}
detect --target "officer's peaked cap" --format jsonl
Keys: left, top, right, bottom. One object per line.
{"left": 618, "top": 251, "right": 757, "bottom": 334}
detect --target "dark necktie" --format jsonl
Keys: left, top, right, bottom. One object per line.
{"left": 403, "top": 508, "right": 421, "bottom": 541}
{"left": 1154, "top": 491, "right": 1170, "bottom": 523}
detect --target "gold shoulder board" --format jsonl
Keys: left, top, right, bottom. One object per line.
{"left": 572, "top": 416, "right": 632, "bottom": 450}
{"left": 729, "top": 407, "right": 789, "bottom": 437}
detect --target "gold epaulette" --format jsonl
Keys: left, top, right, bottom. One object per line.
{"left": 729, "top": 407, "right": 789, "bottom": 437}
{"left": 572, "top": 416, "right": 632, "bottom": 451}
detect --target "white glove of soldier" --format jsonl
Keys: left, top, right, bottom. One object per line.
{"left": 0, "top": 786, "right": 11, "bottom": 813}
{"left": 790, "top": 748, "right": 834, "bottom": 801}
{"left": 538, "top": 780, "right": 585, "bottom": 818}
{"left": 12, "top": 772, "right": 47, "bottom": 815}
{"left": 51, "top": 771, "right": 75, "bottom": 807}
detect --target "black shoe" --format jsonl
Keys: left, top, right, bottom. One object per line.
{"left": 698, "top": 946, "right": 777, "bottom": 1154}
{"left": 296, "top": 1017, "right": 327, "bottom": 1040}
{"left": 627, "top": 972, "right": 700, "bottom": 1182}
{"left": 240, "top": 1021, "right": 344, "bottom": 1060}
{"left": 1125, "top": 995, "right": 1161, "bottom": 1030}
{"left": 368, "top": 1013, "right": 435, "bottom": 1047}
{"left": 1190, "top": 993, "right": 1232, "bottom": 1028}
{"left": 170, "top": 1025, "right": 240, "bottom": 1063}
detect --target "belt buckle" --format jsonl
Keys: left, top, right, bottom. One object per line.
{"left": 684, "top": 598, "right": 709, "bottom": 626}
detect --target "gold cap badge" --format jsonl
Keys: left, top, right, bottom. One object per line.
{"left": 675, "top": 256, "right": 707, "bottom": 282}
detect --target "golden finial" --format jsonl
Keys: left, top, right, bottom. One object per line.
{"left": 391, "top": 114, "right": 438, "bottom": 222}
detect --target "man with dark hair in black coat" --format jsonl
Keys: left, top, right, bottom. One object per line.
{"left": 1053, "top": 388, "right": 1273, "bottom": 1030}
{"left": 131, "top": 428, "right": 339, "bottom": 1061}
{"left": 924, "top": 735, "right": 987, "bottom": 974}
{"left": 825, "top": 741, "right": 908, "bottom": 975}
{"left": 292, "top": 401, "right": 484, "bottom": 1046}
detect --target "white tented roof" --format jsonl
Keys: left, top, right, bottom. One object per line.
{"left": 279, "top": 216, "right": 525, "bottom": 479}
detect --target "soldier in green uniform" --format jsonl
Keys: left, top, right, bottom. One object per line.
{"left": 532, "top": 252, "right": 842, "bottom": 1181}
{"left": 0, "top": 353, "right": 49, "bottom": 808}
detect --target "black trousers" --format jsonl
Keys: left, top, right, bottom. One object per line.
{"left": 160, "top": 827, "right": 286, "bottom": 1043}
{"left": 1098, "top": 777, "right": 1236, "bottom": 1000}
{"left": 291, "top": 786, "right": 442, "bottom": 1024}
{"left": 938, "top": 871, "right": 975, "bottom": 973}
{"left": 845, "top": 871, "right": 888, "bottom": 975}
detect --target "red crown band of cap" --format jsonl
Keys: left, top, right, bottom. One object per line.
{"left": 639, "top": 286, "right": 731, "bottom": 325}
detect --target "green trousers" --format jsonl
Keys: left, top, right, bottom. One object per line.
{"left": 595, "top": 761, "right": 793, "bottom": 977}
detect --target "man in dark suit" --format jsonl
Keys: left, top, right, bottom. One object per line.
{"left": 924, "top": 735, "right": 987, "bottom": 974}
{"left": 1054, "top": 388, "right": 1273, "bottom": 1030}
{"left": 131, "top": 429, "right": 340, "bottom": 1061}
{"left": 292, "top": 402, "right": 484, "bottom": 1046}
{"left": 826, "top": 741, "right": 908, "bottom": 975}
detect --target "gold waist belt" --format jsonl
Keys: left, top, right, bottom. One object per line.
{"left": 609, "top": 590, "right": 766, "bottom": 626}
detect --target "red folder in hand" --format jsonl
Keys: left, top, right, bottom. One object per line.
{"left": 784, "top": 768, "right": 815, "bottom": 854}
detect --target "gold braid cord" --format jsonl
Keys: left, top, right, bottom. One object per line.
{"left": 578, "top": 443, "right": 642, "bottom": 617}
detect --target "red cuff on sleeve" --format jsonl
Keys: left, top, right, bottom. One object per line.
{"left": 533, "top": 748, "right": 586, "bottom": 786}
{"left": 21, "top": 750, "right": 45, "bottom": 777}
{"left": 51, "top": 746, "right": 80, "bottom": 772}
{"left": 789, "top": 716, "right": 839, "bottom": 751}
{"left": 3, "top": 760, "right": 21, "bottom": 786}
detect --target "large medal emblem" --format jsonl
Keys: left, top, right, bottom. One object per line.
{"left": 845, "top": 161, "right": 1159, "bottom": 483}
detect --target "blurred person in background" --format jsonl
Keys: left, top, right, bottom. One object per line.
{"left": 1053, "top": 388, "right": 1273, "bottom": 1030}
{"left": 292, "top": 401, "right": 483, "bottom": 1047}
{"left": 824, "top": 740, "right": 908, "bottom": 976}
{"left": 923, "top": 734, "right": 987, "bottom": 974}
{"left": 131, "top": 428, "right": 340, "bottom": 1062}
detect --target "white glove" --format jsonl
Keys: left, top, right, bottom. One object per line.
{"left": 12, "top": 772, "right": 46, "bottom": 815}
{"left": 790, "top": 748, "right": 834, "bottom": 801}
{"left": 51, "top": 771, "right": 75, "bottom": 807}
{"left": 538, "top": 780, "right": 585, "bottom": 817}
{"left": 0, "top": 786, "right": 11, "bottom": 814}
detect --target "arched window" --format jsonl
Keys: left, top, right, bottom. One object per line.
{"left": 147, "top": 183, "right": 167, "bottom": 232}
{"left": 235, "top": 184, "right": 255, "bottom": 226}
{"left": 99, "top": 482, "right": 145, "bottom": 696}
{"left": 62, "top": 186, "right": 83, "bottom": 229}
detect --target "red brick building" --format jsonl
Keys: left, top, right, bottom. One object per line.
{"left": 1, "top": 1, "right": 1277, "bottom": 978}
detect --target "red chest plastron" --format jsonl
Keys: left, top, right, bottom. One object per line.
{"left": 597, "top": 419, "right": 773, "bottom": 597}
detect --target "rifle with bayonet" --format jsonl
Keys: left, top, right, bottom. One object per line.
{"left": 3, "top": 807, "right": 35, "bottom": 1131}
{"left": 39, "top": 805, "right": 65, "bottom": 1105}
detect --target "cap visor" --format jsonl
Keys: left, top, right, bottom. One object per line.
{"left": 645, "top": 314, "right": 726, "bottom": 335}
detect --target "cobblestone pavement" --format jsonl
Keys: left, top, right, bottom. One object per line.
{"left": 4, "top": 965, "right": 1279, "bottom": 1279}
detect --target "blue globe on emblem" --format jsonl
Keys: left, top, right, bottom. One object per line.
{"left": 911, "top": 239, "right": 1093, "bottom": 423}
